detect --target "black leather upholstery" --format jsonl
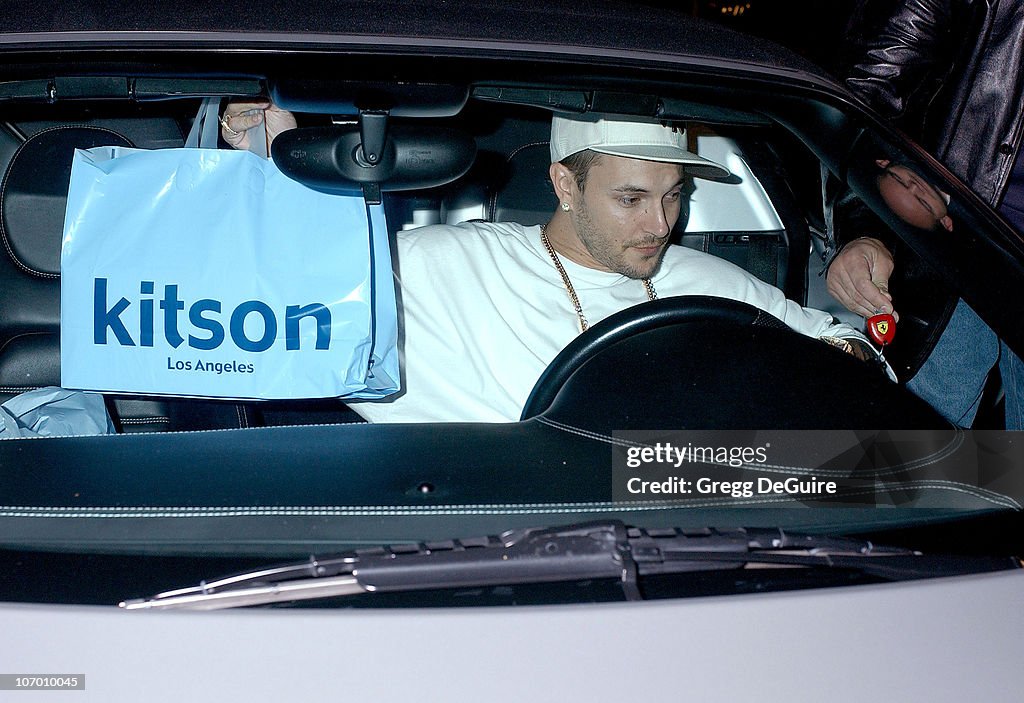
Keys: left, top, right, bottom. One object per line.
{"left": 488, "top": 141, "right": 556, "bottom": 225}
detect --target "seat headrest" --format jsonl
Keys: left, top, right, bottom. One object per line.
{"left": 489, "top": 141, "right": 557, "bottom": 226}
{"left": 1, "top": 126, "right": 133, "bottom": 277}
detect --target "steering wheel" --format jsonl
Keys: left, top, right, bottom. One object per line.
{"left": 519, "top": 295, "right": 946, "bottom": 429}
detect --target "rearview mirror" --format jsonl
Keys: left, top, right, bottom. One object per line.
{"left": 271, "top": 124, "right": 477, "bottom": 195}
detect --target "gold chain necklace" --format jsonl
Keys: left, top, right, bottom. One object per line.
{"left": 539, "top": 224, "right": 657, "bottom": 333}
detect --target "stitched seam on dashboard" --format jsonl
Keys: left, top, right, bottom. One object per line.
{"left": 0, "top": 420, "right": 367, "bottom": 440}
{"left": 0, "top": 385, "right": 42, "bottom": 394}
{"left": 119, "top": 417, "right": 171, "bottom": 425}
{"left": 535, "top": 416, "right": 631, "bottom": 446}
{"left": 1, "top": 482, "right": 1017, "bottom": 517}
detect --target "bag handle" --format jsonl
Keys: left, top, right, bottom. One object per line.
{"left": 185, "top": 97, "right": 270, "bottom": 158}
{"left": 184, "top": 97, "right": 222, "bottom": 149}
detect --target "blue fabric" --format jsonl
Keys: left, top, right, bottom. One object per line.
{"left": 907, "top": 299, "right": 997, "bottom": 426}
{"left": 0, "top": 387, "right": 115, "bottom": 438}
{"left": 999, "top": 335, "right": 1024, "bottom": 430}
{"left": 907, "top": 298, "right": 1023, "bottom": 429}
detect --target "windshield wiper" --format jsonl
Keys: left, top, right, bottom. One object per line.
{"left": 119, "top": 521, "right": 1019, "bottom": 610}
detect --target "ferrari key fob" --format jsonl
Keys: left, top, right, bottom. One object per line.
{"left": 867, "top": 313, "right": 896, "bottom": 347}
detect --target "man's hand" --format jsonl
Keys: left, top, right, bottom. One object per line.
{"left": 826, "top": 237, "right": 899, "bottom": 321}
{"left": 220, "top": 100, "right": 298, "bottom": 151}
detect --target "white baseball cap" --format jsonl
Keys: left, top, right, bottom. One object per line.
{"left": 550, "top": 113, "right": 730, "bottom": 179}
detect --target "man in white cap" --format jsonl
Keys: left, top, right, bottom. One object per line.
{"left": 223, "top": 108, "right": 881, "bottom": 422}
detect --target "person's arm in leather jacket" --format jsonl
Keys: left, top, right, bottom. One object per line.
{"left": 844, "top": 0, "right": 957, "bottom": 124}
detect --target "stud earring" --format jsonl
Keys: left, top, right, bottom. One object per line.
{"left": 561, "top": 202, "right": 571, "bottom": 212}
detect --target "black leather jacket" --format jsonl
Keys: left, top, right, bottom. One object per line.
{"left": 829, "top": 0, "right": 1024, "bottom": 379}
{"left": 846, "top": 0, "right": 1024, "bottom": 207}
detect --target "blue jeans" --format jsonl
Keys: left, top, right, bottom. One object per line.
{"left": 907, "top": 298, "right": 1024, "bottom": 428}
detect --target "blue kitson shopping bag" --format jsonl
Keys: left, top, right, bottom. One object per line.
{"left": 60, "top": 146, "right": 399, "bottom": 400}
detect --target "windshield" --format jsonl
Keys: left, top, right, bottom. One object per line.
{"left": 0, "top": 45, "right": 1022, "bottom": 608}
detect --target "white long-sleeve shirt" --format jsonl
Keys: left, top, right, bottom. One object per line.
{"left": 353, "top": 221, "right": 873, "bottom": 423}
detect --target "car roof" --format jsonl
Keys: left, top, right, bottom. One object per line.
{"left": 0, "top": 0, "right": 829, "bottom": 80}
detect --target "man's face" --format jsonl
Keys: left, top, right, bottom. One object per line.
{"left": 569, "top": 154, "right": 686, "bottom": 279}
{"left": 876, "top": 161, "right": 953, "bottom": 231}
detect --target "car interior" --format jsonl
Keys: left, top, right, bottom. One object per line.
{"left": 5, "top": 70, "right": 1020, "bottom": 436}
{"left": 0, "top": 81, "right": 824, "bottom": 433}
